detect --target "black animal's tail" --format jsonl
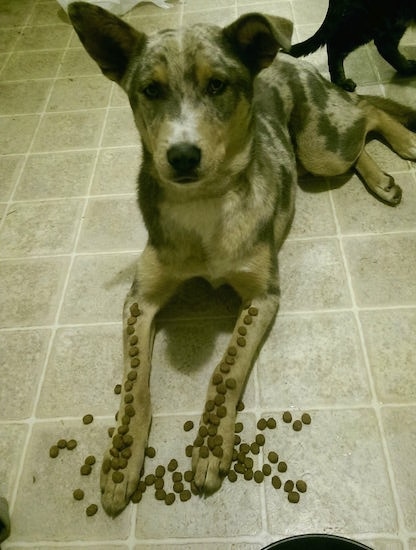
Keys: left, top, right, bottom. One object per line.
{"left": 362, "top": 95, "right": 416, "bottom": 132}
{"left": 289, "top": 22, "right": 328, "bottom": 57}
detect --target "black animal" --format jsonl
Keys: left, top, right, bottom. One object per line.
{"left": 290, "top": 0, "right": 416, "bottom": 91}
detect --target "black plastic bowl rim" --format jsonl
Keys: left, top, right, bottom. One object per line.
{"left": 261, "top": 533, "right": 373, "bottom": 550}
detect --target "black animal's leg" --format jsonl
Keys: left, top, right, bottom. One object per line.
{"left": 374, "top": 24, "right": 416, "bottom": 75}
{"left": 327, "top": 43, "right": 357, "bottom": 91}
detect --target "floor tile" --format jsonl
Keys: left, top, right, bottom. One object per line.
{"left": 0, "top": 115, "right": 40, "bottom": 155}
{"left": 1, "top": 50, "right": 63, "bottom": 80}
{"left": 58, "top": 48, "right": 102, "bottom": 78}
{"left": 91, "top": 147, "right": 140, "bottom": 195}
{"left": 0, "top": 0, "right": 34, "bottom": 27}
{"left": 0, "top": 329, "right": 50, "bottom": 420}
{"left": 264, "top": 408, "right": 397, "bottom": 536}
{"left": 11, "top": 419, "right": 131, "bottom": 542}
{"left": 14, "top": 24, "right": 71, "bottom": 50}
{"left": 32, "top": 110, "right": 106, "bottom": 152}
{"left": 15, "top": 151, "right": 96, "bottom": 200}
{"left": 101, "top": 107, "right": 140, "bottom": 147}
{"left": 47, "top": 75, "right": 112, "bottom": 112}
{"left": 382, "top": 406, "right": 416, "bottom": 531}
{"left": 0, "top": 199, "right": 83, "bottom": 258}
{"left": 343, "top": 234, "right": 416, "bottom": 307}
{"left": 0, "top": 257, "right": 69, "bottom": 328}
{"left": 77, "top": 196, "right": 147, "bottom": 253}
{"left": 0, "top": 80, "right": 51, "bottom": 115}
{"left": 258, "top": 312, "right": 371, "bottom": 409}
{"left": 59, "top": 253, "right": 138, "bottom": 324}
{"left": 36, "top": 324, "right": 122, "bottom": 418}
{"left": 0, "top": 155, "right": 24, "bottom": 201}
{"left": 279, "top": 238, "right": 351, "bottom": 311}
{"left": 0, "top": 423, "right": 28, "bottom": 500}
{"left": 360, "top": 309, "right": 416, "bottom": 404}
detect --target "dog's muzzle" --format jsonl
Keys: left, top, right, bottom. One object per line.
{"left": 167, "top": 142, "right": 201, "bottom": 183}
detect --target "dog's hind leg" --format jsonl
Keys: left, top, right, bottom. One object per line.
{"left": 355, "top": 149, "right": 402, "bottom": 205}
{"left": 100, "top": 246, "right": 182, "bottom": 516}
{"left": 192, "top": 288, "right": 279, "bottom": 494}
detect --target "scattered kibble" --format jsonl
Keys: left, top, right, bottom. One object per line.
{"left": 277, "top": 461, "right": 287, "bottom": 473}
{"left": 288, "top": 491, "right": 300, "bottom": 503}
{"left": 292, "top": 420, "right": 302, "bottom": 432}
{"left": 268, "top": 451, "right": 278, "bottom": 463}
{"left": 145, "top": 446, "right": 156, "bottom": 458}
{"left": 257, "top": 418, "right": 267, "bottom": 430}
{"left": 296, "top": 480, "right": 307, "bottom": 493}
{"left": 57, "top": 439, "right": 67, "bottom": 449}
{"left": 80, "top": 464, "right": 92, "bottom": 476}
{"left": 282, "top": 411, "right": 292, "bottom": 423}
{"left": 85, "top": 503, "right": 98, "bottom": 516}
{"left": 67, "top": 439, "right": 77, "bottom": 450}
{"left": 301, "top": 413, "right": 311, "bottom": 425}
{"left": 167, "top": 459, "right": 178, "bottom": 472}
{"left": 73, "top": 489, "right": 84, "bottom": 501}
{"left": 49, "top": 445, "right": 59, "bottom": 458}
{"left": 82, "top": 414, "right": 93, "bottom": 425}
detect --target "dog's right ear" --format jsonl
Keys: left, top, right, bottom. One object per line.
{"left": 223, "top": 12, "right": 292, "bottom": 75}
{"left": 68, "top": 2, "right": 145, "bottom": 84}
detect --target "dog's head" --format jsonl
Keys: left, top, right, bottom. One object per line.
{"left": 68, "top": 3, "right": 292, "bottom": 195}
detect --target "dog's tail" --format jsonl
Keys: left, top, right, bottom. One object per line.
{"left": 361, "top": 94, "right": 416, "bottom": 132}
{"left": 289, "top": 23, "right": 328, "bottom": 57}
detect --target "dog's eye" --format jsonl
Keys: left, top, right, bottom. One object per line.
{"left": 142, "top": 82, "right": 162, "bottom": 99}
{"left": 207, "top": 78, "right": 227, "bottom": 96}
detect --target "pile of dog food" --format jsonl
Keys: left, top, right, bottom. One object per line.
{"left": 49, "top": 407, "right": 311, "bottom": 516}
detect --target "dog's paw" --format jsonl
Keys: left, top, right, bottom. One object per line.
{"left": 191, "top": 413, "right": 235, "bottom": 494}
{"left": 100, "top": 437, "right": 145, "bottom": 517}
{"left": 368, "top": 173, "right": 402, "bottom": 206}
{"left": 336, "top": 77, "right": 356, "bottom": 92}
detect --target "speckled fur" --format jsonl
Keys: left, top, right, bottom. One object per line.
{"left": 69, "top": 2, "right": 416, "bottom": 516}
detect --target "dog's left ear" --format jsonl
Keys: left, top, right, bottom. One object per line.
{"left": 223, "top": 12, "right": 292, "bottom": 74}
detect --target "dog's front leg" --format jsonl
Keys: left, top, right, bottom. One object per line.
{"left": 100, "top": 247, "right": 180, "bottom": 516}
{"left": 192, "top": 291, "right": 279, "bottom": 494}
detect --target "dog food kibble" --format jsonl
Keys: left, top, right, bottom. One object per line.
{"left": 126, "top": 325, "right": 135, "bottom": 335}
{"left": 155, "top": 465, "right": 165, "bottom": 478}
{"left": 165, "top": 492, "right": 175, "bottom": 505}
{"left": 145, "top": 474, "right": 155, "bottom": 486}
{"left": 284, "top": 480, "right": 294, "bottom": 492}
{"left": 282, "top": 411, "right": 292, "bottom": 423}
{"left": 110, "top": 447, "right": 119, "bottom": 458}
{"left": 185, "top": 445, "right": 193, "bottom": 457}
{"left": 217, "top": 405, "right": 227, "bottom": 418}
{"left": 243, "top": 315, "right": 252, "bottom": 325}
{"left": 131, "top": 357, "right": 140, "bottom": 368}
{"left": 131, "top": 490, "right": 142, "bottom": 503}
{"left": 220, "top": 363, "right": 230, "bottom": 374}
{"left": 127, "top": 316, "right": 136, "bottom": 325}
{"left": 215, "top": 393, "right": 225, "bottom": 406}
{"left": 125, "top": 404, "right": 135, "bottom": 417}
{"left": 155, "top": 489, "right": 166, "bottom": 501}
{"left": 288, "top": 491, "right": 300, "bottom": 503}
{"left": 80, "top": 464, "right": 92, "bottom": 476}
{"left": 129, "top": 334, "right": 138, "bottom": 345}
{"left": 112, "top": 471, "right": 124, "bottom": 484}
{"left": 236, "top": 401, "right": 245, "bottom": 411}
{"left": 57, "top": 439, "right": 67, "bottom": 449}
{"left": 127, "top": 370, "right": 137, "bottom": 381}
{"left": 292, "top": 420, "right": 302, "bottom": 432}
{"left": 301, "top": 412, "right": 311, "bottom": 425}
{"left": 86, "top": 504, "right": 98, "bottom": 516}
{"left": 237, "top": 326, "right": 247, "bottom": 336}
{"left": 183, "top": 420, "right": 194, "bottom": 432}
{"left": 205, "top": 400, "right": 215, "bottom": 412}
{"left": 123, "top": 434, "right": 133, "bottom": 446}
{"left": 228, "top": 470, "right": 238, "bottom": 482}
{"left": 167, "top": 458, "right": 178, "bottom": 472}
{"left": 173, "top": 481, "right": 184, "bottom": 493}
{"left": 237, "top": 336, "right": 246, "bottom": 347}
{"left": 121, "top": 448, "right": 132, "bottom": 459}
{"left": 296, "top": 480, "right": 307, "bottom": 493}
{"left": 240, "top": 443, "right": 250, "bottom": 454}
{"left": 212, "top": 373, "right": 223, "bottom": 385}
{"left": 85, "top": 455, "right": 96, "bottom": 466}
{"left": 121, "top": 415, "right": 130, "bottom": 425}
{"left": 199, "top": 446, "right": 209, "bottom": 458}
{"left": 198, "top": 425, "right": 208, "bottom": 437}
{"left": 124, "top": 394, "right": 134, "bottom": 404}
{"left": 108, "top": 427, "right": 115, "bottom": 437}
{"left": 102, "top": 458, "right": 111, "bottom": 474}
{"left": 49, "top": 445, "right": 59, "bottom": 458}
{"left": 268, "top": 451, "right": 279, "bottom": 463}
{"left": 254, "top": 470, "right": 264, "bottom": 483}
{"left": 130, "top": 302, "right": 140, "bottom": 317}
{"left": 184, "top": 470, "right": 194, "bottom": 482}
{"left": 82, "top": 414, "right": 93, "bottom": 425}
{"left": 267, "top": 417, "right": 277, "bottom": 429}
{"left": 73, "top": 488, "right": 84, "bottom": 501}
{"left": 262, "top": 464, "right": 272, "bottom": 476}
{"left": 145, "top": 446, "right": 156, "bottom": 458}
{"left": 257, "top": 418, "right": 267, "bottom": 430}
{"left": 226, "top": 377, "right": 237, "bottom": 390}
{"left": 228, "top": 346, "right": 237, "bottom": 356}
{"left": 129, "top": 347, "right": 139, "bottom": 357}
{"left": 180, "top": 489, "right": 192, "bottom": 502}
{"left": 255, "top": 434, "right": 265, "bottom": 446}
{"left": 272, "top": 475, "right": 282, "bottom": 489}
{"left": 277, "top": 461, "right": 287, "bottom": 473}
{"left": 225, "top": 355, "right": 235, "bottom": 366}
{"left": 250, "top": 442, "right": 260, "bottom": 454}
{"left": 172, "top": 471, "right": 182, "bottom": 483}
{"left": 114, "top": 384, "right": 121, "bottom": 395}
{"left": 248, "top": 306, "right": 258, "bottom": 316}
{"left": 154, "top": 477, "right": 164, "bottom": 490}
{"left": 234, "top": 422, "right": 243, "bottom": 433}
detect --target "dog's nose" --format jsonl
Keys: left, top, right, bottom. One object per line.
{"left": 167, "top": 143, "right": 201, "bottom": 177}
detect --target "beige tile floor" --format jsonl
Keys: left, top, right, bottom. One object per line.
{"left": 0, "top": 0, "right": 415, "bottom": 548}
